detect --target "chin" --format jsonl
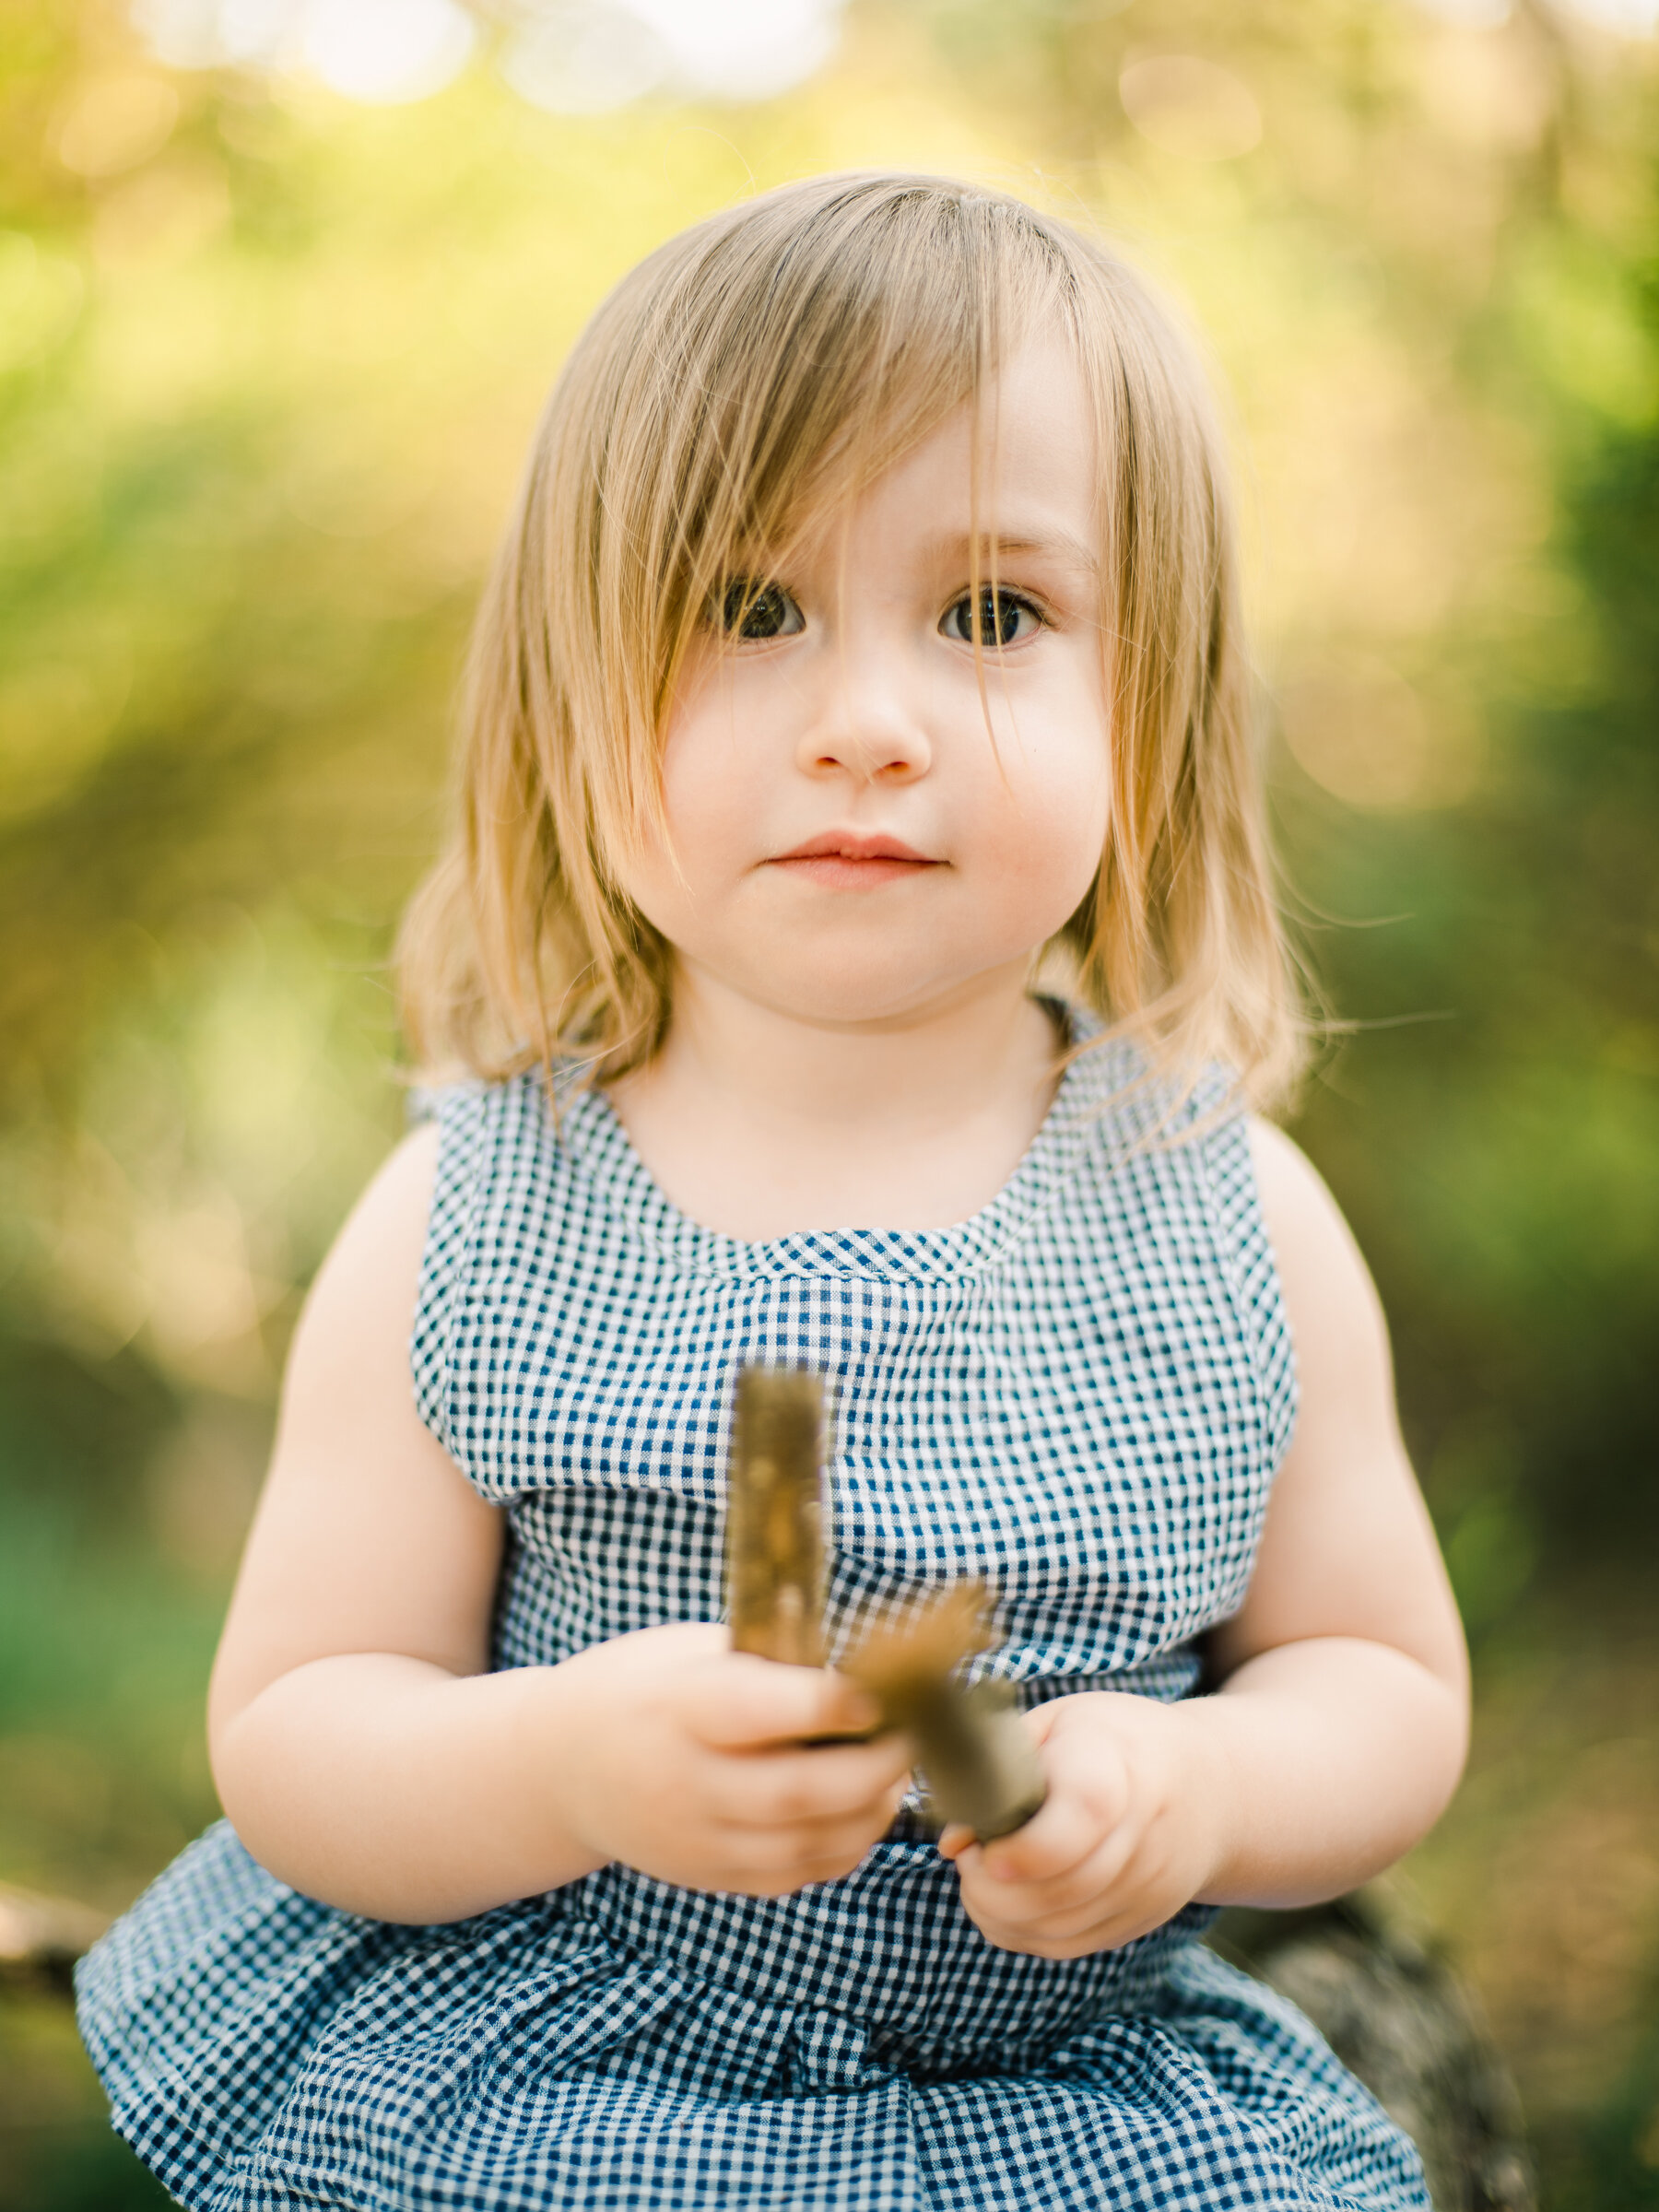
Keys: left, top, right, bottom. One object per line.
{"left": 745, "top": 957, "right": 1013, "bottom": 1030}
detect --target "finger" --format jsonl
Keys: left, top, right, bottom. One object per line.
{"left": 965, "top": 1877, "right": 1125, "bottom": 1946}
{"left": 956, "top": 1820, "right": 1135, "bottom": 1923}
{"left": 963, "top": 1821, "right": 1146, "bottom": 1924}
{"left": 975, "top": 1788, "right": 1104, "bottom": 1887}
{"left": 727, "top": 1807, "right": 898, "bottom": 1877}
{"left": 1013, "top": 1895, "right": 1143, "bottom": 1945}
{"left": 954, "top": 1849, "right": 1131, "bottom": 1942}
{"left": 712, "top": 1801, "right": 902, "bottom": 1889}
{"left": 711, "top": 1735, "right": 912, "bottom": 1828}
{"left": 973, "top": 1892, "right": 1168, "bottom": 1959}
{"left": 686, "top": 1658, "right": 882, "bottom": 1751}
{"left": 813, "top": 1666, "right": 895, "bottom": 1741}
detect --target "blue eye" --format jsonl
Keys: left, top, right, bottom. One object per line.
{"left": 943, "top": 587, "right": 1041, "bottom": 647}
{"left": 718, "top": 580, "right": 802, "bottom": 641}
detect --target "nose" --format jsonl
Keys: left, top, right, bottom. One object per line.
{"left": 794, "top": 643, "right": 932, "bottom": 786}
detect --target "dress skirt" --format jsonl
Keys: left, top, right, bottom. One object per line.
{"left": 78, "top": 1818, "right": 1430, "bottom": 2211}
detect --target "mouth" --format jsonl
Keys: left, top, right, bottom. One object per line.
{"left": 768, "top": 831, "right": 941, "bottom": 888}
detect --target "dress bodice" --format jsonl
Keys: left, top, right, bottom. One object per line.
{"left": 409, "top": 1025, "right": 1297, "bottom": 1714}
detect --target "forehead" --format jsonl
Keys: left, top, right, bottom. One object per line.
{"left": 784, "top": 337, "right": 1099, "bottom": 564}
{"left": 914, "top": 338, "right": 1094, "bottom": 507}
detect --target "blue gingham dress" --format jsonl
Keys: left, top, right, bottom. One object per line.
{"left": 77, "top": 1021, "right": 1430, "bottom": 2211}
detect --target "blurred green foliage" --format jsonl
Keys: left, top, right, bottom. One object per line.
{"left": 1, "top": 0, "right": 1656, "bottom": 2205}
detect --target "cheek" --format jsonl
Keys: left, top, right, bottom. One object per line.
{"left": 620, "top": 718, "right": 734, "bottom": 911}
{"left": 607, "top": 744, "right": 710, "bottom": 940}
{"left": 655, "top": 718, "right": 714, "bottom": 846}
{"left": 992, "top": 734, "right": 1112, "bottom": 922}
{"left": 655, "top": 695, "right": 766, "bottom": 858}
{"left": 1053, "top": 762, "right": 1112, "bottom": 897}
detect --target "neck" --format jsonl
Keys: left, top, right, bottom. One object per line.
{"left": 667, "top": 961, "right": 1054, "bottom": 1131}
{"left": 605, "top": 964, "right": 1065, "bottom": 1239}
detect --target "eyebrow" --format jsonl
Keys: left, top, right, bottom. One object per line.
{"left": 924, "top": 528, "right": 1100, "bottom": 579}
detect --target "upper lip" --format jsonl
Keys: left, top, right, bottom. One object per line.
{"left": 773, "top": 830, "right": 936, "bottom": 863}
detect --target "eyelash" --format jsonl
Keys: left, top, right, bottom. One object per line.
{"left": 716, "top": 580, "right": 801, "bottom": 641}
{"left": 940, "top": 586, "right": 1047, "bottom": 648}
{"left": 713, "top": 579, "right": 1051, "bottom": 647}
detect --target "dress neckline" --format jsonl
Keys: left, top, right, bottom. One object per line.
{"left": 553, "top": 1001, "right": 1112, "bottom": 1287}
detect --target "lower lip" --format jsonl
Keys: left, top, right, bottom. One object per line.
{"left": 770, "top": 855, "right": 939, "bottom": 889}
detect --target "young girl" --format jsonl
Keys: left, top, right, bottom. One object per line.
{"left": 77, "top": 173, "right": 1469, "bottom": 2211}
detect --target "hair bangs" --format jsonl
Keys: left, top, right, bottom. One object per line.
{"left": 636, "top": 184, "right": 1070, "bottom": 746}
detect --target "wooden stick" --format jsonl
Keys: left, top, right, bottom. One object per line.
{"left": 0, "top": 1880, "right": 108, "bottom": 1997}
{"left": 724, "top": 1365, "right": 827, "bottom": 1668}
{"left": 722, "top": 1370, "right": 1045, "bottom": 1839}
{"left": 841, "top": 1583, "right": 1047, "bottom": 1841}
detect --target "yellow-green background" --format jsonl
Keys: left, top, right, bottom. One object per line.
{"left": 2, "top": 1, "right": 1656, "bottom": 2203}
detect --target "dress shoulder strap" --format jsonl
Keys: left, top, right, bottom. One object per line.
{"left": 1188, "top": 1096, "right": 1300, "bottom": 1474}
{"left": 408, "top": 1076, "right": 508, "bottom": 1453}
{"left": 1058, "top": 1035, "right": 1298, "bottom": 1474}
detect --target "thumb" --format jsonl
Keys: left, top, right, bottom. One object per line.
{"left": 687, "top": 1656, "right": 883, "bottom": 1751}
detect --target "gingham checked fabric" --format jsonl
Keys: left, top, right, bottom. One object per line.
{"left": 76, "top": 1016, "right": 1430, "bottom": 2210}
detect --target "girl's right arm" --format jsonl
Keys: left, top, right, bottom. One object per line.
{"left": 206, "top": 1124, "right": 909, "bottom": 1925}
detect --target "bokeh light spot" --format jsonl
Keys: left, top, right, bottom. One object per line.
{"left": 53, "top": 75, "right": 181, "bottom": 178}
{"left": 626, "top": 0, "right": 843, "bottom": 101}
{"left": 300, "top": 0, "right": 476, "bottom": 104}
{"left": 500, "top": 5, "right": 669, "bottom": 114}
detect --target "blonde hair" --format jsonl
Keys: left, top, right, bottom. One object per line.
{"left": 398, "top": 171, "right": 1305, "bottom": 1108}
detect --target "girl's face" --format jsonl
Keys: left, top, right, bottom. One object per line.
{"left": 618, "top": 337, "right": 1112, "bottom": 1033}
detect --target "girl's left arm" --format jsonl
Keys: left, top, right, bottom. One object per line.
{"left": 942, "top": 1121, "right": 1470, "bottom": 1958}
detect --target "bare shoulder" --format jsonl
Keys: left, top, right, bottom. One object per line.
{"left": 209, "top": 1118, "right": 501, "bottom": 1742}
{"left": 1210, "top": 1117, "right": 1465, "bottom": 1690}
{"left": 1245, "top": 1116, "right": 1393, "bottom": 1399}
{"left": 1246, "top": 1116, "right": 1369, "bottom": 1285}
{"left": 292, "top": 1119, "right": 441, "bottom": 1368}
{"left": 1244, "top": 1114, "right": 1327, "bottom": 1226}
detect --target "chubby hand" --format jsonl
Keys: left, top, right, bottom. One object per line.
{"left": 937, "top": 1690, "right": 1222, "bottom": 1959}
{"left": 550, "top": 1623, "right": 912, "bottom": 1898}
